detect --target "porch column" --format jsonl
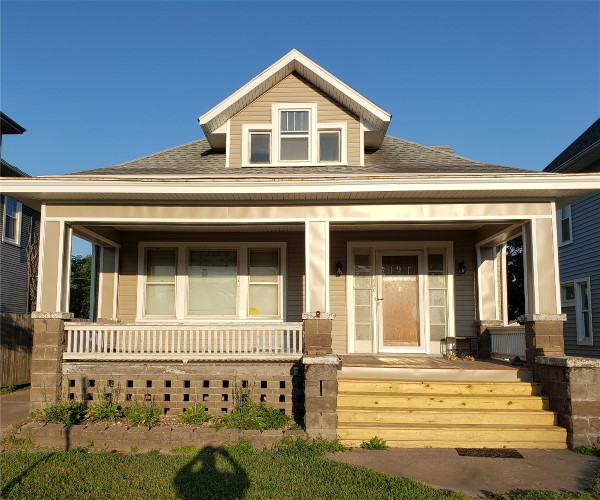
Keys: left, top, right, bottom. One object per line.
{"left": 521, "top": 219, "right": 565, "bottom": 364}
{"left": 97, "top": 246, "right": 119, "bottom": 321}
{"left": 30, "top": 312, "right": 72, "bottom": 411}
{"left": 304, "top": 220, "right": 329, "bottom": 313}
{"left": 37, "top": 216, "right": 72, "bottom": 313}
{"left": 477, "top": 245, "right": 500, "bottom": 322}
{"left": 303, "top": 220, "right": 334, "bottom": 355}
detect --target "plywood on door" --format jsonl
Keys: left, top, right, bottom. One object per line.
{"left": 382, "top": 276, "right": 419, "bottom": 345}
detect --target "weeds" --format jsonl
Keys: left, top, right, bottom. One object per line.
{"left": 85, "top": 396, "right": 124, "bottom": 423}
{"left": 220, "top": 400, "right": 290, "bottom": 430}
{"left": 177, "top": 404, "right": 212, "bottom": 426}
{"left": 360, "top": 436, "right": 388, "bottom": 450}
{"left": 124, "top": 403, "right": 161, "bottom": 427}
{"left": 33, "top": 401, "right": 87, "bottom": 425}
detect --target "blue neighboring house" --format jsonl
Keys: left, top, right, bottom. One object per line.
{"left": 1, "top": 112, "right": 40, "bottom": 314}
{"left": 544, "top": 118, "right": 600, "bottom": 357}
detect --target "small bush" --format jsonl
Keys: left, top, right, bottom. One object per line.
{"left": 360, "top": 436, "right": 388, "bottom": 450}
{"left": 124, "top": 403, "right": 161, "bottom": 427}
{"left": 35, "top": 400, "right": 87, "bottom": 425}
{"left": 221, "top": 400, "right": 290, "bottom": 430}
{"left": 177, "top": 403, "right": 212, "bottom": 426}
{"left": 85, "top": 397, "right": 124, "bottom": 423}
{"left": 572, "top": 445, "right": 600, "bottom": 457}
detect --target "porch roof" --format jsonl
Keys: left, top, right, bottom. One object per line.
{"left": 2, "top": 169, "right": 599, "bottom": 211}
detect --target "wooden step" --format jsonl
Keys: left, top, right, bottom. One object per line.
{"left": 336, "top": 423, "right": 567, "bottom": 449}
{"left": 337, "top": 393, "right": 550, "bottom": 410}
{"left": 337, "top": 380, "right": 542, "bottom": 396}
{"left": 337, "top": 408, "right": 557, "bottom": 426}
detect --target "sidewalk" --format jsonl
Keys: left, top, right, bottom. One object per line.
{"left": 328, "top": 447, "right": 600, "bottom": 498}
{"left": 0, "top": 388, "right": 30, "bottom": 436}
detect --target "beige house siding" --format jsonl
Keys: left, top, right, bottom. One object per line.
{"left": 117, "top": 231, "right": 304, "bottom": 323}
{"left": 229, "top": 72, "right": 361, "bottom": 167}
{"left": 329, "top": 230, "right": 477, "bottom": 354}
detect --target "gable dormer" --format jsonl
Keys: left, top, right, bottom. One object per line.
{"left": 198, "top": 49, "right": 391, "bottom": 168}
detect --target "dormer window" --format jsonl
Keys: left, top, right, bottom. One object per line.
{"left": 241, "top": 103, "right": 347, "bottom": 167}
{"left": 319, "top": 130, "right": 340, "bottom": 162}
{"left": 280, "top": 110, "right": 309, "bottom": 161}
{"left": 250, "top": 132, "right": 271, "bottom": 163}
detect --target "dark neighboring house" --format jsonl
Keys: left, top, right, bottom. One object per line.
{"left": 1, "top": 112, "right": 40, "bottom": 313}
{"left": 544, "top": 118, "right": 600, "bottom": 357}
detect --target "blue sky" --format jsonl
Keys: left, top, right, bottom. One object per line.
{"left": 2, "top": 1, "right": 599, "bottom": 254}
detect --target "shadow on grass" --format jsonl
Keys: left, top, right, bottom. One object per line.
{"left": 1, "top": 453, "right": 54, "bottom": 498}
{"left": 173, "top": 446, "right": 250, "bottom": 500}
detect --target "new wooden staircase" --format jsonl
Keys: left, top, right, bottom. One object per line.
{"left": 336, "top": 376, "right": 567, "bottom": 448}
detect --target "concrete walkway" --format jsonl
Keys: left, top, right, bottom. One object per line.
{"left": 0, "top": 388, "right": 30, "bottom": 436}
{"left": 328, "top": 448, "right": 600, "bottom": 498}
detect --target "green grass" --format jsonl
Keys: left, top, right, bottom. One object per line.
{"left": 1, "top": 439, "right": 464, "bottom": 499}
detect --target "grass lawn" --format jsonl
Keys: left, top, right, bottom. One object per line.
{"left": 1, "top": 439, "right": 465, "bottom": 499}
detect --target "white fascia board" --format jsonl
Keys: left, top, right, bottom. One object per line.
{"left": 2, "top": 173, "right": 599, "bottom": 199}
{"left": 198, "top": 49, "right": 391, "bottom": 132}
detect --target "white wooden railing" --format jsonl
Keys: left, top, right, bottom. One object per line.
{"left": 63, "top": 322, "right": 304, "bottom": 360}
{"left": 489, "top": 327, "right": 526, "bottom": 358}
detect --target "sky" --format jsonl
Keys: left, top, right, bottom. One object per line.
{"left": 2, "top": 1, "right": 599, "bottom": 254}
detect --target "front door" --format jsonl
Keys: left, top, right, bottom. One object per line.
{"left": 376, "top": 251, "right": 424, "bottom": 351}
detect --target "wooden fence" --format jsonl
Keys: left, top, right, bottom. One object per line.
{"left": 0, "top": 313, "right": 33, "bottom": 387}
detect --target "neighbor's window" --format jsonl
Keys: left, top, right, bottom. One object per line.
{"left": 280, "top": 110, "right": 309, "bottom": 161}
{"left": 575, "top": 280, "right": 593, "bottom": 345}
{"left": 2, "top": 196, "right": 22, "bottom": 246}
{"left": 248, "top": 249, "right": 280, "bottom": 317}
{"left": 319, "top": 130, "right": 340, "bottom": 162}
{"left": 557, "top": 204, "right": 572, "bottom": 245}
{"left": 560, "top": 284, "right": 575, "bottom": 306}
{"left": 249, "top": 132, "right": 271, "bottom": 164}
{"left": 188, "top": 250, "right": 238, "bottom": 316}
{"left": 144, "top": 249, "right": 176, "bottom": 316}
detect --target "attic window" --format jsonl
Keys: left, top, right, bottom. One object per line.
{"left": 319, "top": 131, "right": 340, "bottom": 162}
{"left": 250, "top": 133, "right": 270, "bottom": 163}
{"left": 280, "top": 110, "right": 309, "bottom": 161}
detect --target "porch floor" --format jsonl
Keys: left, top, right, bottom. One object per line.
{"left": 338, "top": 355, "right": 532, "bottom": 382}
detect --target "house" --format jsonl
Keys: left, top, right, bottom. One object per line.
{"left": 3, "top": 50, "right": 600, "bottom": 447}
{"left": 1, "top": 113, "right": 39, "bottom": 388}
{"left": 1, "top": 113, "right": 40, "bottom": 314}
{"left": 544, "top": 119, "right": 600, "bottom": 357}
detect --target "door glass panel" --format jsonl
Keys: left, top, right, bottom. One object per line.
{"left": 428, "top": 252, "right": 447, "bottom": 342}
{"left": 354, "top": 252, "right": 373, "bottom": 346}
{"left": 382, "top": 255, "right": 418, "bottom": 276}
{"left": 188, "top": 250, "right": 237, "bottom": 315}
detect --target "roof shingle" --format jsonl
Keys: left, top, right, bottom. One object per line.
{"left": 67, "top": 135, "right": 530, "bottom": 177}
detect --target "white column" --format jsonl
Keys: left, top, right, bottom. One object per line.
{"left": 305, "top": 220, "right": 330, "bottom": 313}
{"left": 477, "top": 245, "right": 499, "bottom": 321}
{"left": 522, "top": 219, "right": 560, "bottom": 315}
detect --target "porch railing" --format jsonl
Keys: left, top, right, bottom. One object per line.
{"left": 489, "top": 326, "right": 526, "bottom": 359}
{"left": 63, "top": 322, "right": 304, "bottom": 361}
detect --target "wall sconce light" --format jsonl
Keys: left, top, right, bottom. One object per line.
{"left": 336, "top": 261, "right": 344, "bottom": 277}
{"left": 457, "top": 260, "right": 467, "bottom": 275}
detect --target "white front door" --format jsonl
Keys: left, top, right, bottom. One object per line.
{"left": 376, "top": 251, "right": 426, "bottom": 352}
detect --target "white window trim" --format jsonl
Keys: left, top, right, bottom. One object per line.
{"left": 318, "top": 122, "right": 348, "bottom": 165}
{"left": 2, "top": 196, "right": 22, "bottom": 246}
{"left": 242, "top": 124, "right": 272, "bottom": 166}
{"left": 241, "top": 104, "right": 348, "bottom": 167}
{"left": 274, "top": 103, "right": 317, "bottom": 164}
{"left": 557, "top": 204, "right": 573, "bottom": 246}
{"left": 560, "top": 282, "right": 575, "bottom": 307}
{"left": 137, "top": 241, "right": 286, "bottom": 323}
{"left": 574, "top": 278, "right": 593, "bottom": 346}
